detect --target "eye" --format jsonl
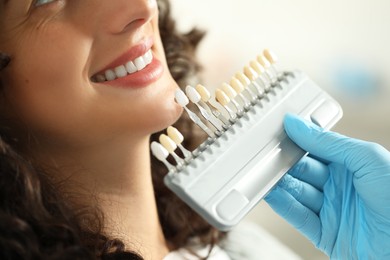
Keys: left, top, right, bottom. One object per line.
{"left": 34, "top": 0, "right": 57, "bottom": 7}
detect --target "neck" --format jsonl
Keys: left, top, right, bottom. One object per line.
{"left": 31, "top": 134, "right": 170, "bottom": 259}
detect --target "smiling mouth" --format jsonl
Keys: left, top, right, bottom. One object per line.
{"left": 91, "top": 49, "right": 153, "bottom": 83}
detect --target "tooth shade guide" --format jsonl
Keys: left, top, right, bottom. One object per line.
{"left": 154, "top": 51, "right": 343, "bottom": 230}
{"left": 221, "top": 83, "right": 237, "bottom": 99}
{"left": 167, "top": 126, "right": 184, "bottom": 144}
{"left": 227, "top": 78, "right": 252, "bottom": 108}
{"left": 250, "top": 60, "right": 265, "bottom": 75}
{"left": 247, "top": 61, "right": 274, "bottom": 91}
{"left": 245, "top": 64, "right": 267, "bottom": 88}
{"left": 195, "top": 84, "right": 212, "bottom": 102}
{"left": 263, "top": 49, "right": 283, "bottom": 80}
{"left": 235, "top": 72, "right": 251, "bottom": 87}
{"left": 215, "top": 89, "right": 230, "bottom": 107}
{"left": 174, "top": 89, "right": 216, "bottom": 138}
{"left": 220, "top": 84, "right": 245, "bottom": 114}
{"left": 230, "top": 78, "right": 245, "bottom": 93}
{"left": 243, "top": 66, "right": 258, "bottom": 81}
{"left": 231, "top": 77, "right": 257, "bottom": 103}
{"left": 159, "top": 134, "right": 177, "bottom": 153}
{"left": 175, "top": 89, "right": 190, "bottom": 107}
{"left": 256, "top": 54, "right": 278, "bottom": 83}
{"left": 186, "top": 86, "right": 225, "bottom": 133}
{"left": 159, "top": 134, "right": 185, "bottom": 166}
{"left": 185, "top": 85, "right": 202, "bottom": 103}
{"left": 257, "top": 55, "right": 271, "bottom": 68}
{"left": 195, "top": 87, "right": 231, "bottom": 127}
{"left": 263, "top": 49, "right": 278, "bottom": 64}
{"left": 167, "top": 126, "right": 193, "bottom": 159}
{"left": 151, "top": 141, "right": 169, "bottom": 161}
{"left": 227, "top": 78, "right": 250, "bottom": 110}
{"left": 215, "top": 89, "right": 237, "bottom": 119}
{"left": 150, "top": 141, "right": 176, "bottom": 172}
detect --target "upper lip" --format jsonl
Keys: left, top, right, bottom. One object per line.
{"left": 93, "top": 36, "right": 154, "bottom": 76}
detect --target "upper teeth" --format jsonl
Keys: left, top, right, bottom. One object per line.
{"left": 93, "top": 50, "right": 153, "bottom": 82}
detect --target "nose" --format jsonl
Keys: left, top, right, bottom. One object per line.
{"left": 99, "top": 0, "right": 158, "bottom": 34}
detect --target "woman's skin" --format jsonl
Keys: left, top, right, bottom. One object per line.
{"left": 0, "top": 0, "right": 182, "bottom": 258}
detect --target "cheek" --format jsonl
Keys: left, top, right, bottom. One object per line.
{"left": 5, "top": 51, "right": 182, "bottom": 145}
{"left": 3, "top": 31, "right": 94, "bottom": 141}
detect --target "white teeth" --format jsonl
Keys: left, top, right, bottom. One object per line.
{"left": 144, "top": 50, "right": 153, "bottom": 64}
{"left": 125, "top": 61, "right": 137, "bottom": 74}
{"left": 93, "top": 49, "right": 154, "bottom": 83}
{"left": 134, "top": 56, "right": 146, "bottom": 71}
{"left": 96, "top": 74, "right": 106, "bottom": 82}
{"left": 114, "top": 65, "right": 128, "bottom": 78}
{"left": 105, "top": 69, "right": 116, "bottom": 81}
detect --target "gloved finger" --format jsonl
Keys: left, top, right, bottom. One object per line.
{"left": 265, "top": 186, "right": 321, "bottom": 245}
{"left": 284, "top": 114, "right": 387, "bottom": 174}
{"left": 289, "top": 156, "right": 330, "bottom": 191}
{"left": 278, "top": 174, "right": 323, "bottom": 214}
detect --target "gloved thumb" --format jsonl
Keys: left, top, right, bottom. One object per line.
{"left": 283, "top": 114, "right": 390, "bottom": 174}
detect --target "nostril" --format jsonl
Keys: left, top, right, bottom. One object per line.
{"left": 0, "top": 53, "right": 11, "bottom": 71}
{"left": 104, "top": 0, "right": 158, "bottom": 35}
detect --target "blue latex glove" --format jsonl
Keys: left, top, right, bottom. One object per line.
{"left": 265, "top": 114, "right": 390, "bottom": 259}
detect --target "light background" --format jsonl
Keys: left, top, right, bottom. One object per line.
{"left": 170, "top": 0, "right": 390, "bottom": 259}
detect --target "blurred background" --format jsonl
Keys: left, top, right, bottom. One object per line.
{"left": 170, "top": 0, "right": 390, "bottom": 259}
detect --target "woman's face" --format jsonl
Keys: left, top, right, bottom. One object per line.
{"left": 0, "top": 0, "right": 182, "bottom": 149}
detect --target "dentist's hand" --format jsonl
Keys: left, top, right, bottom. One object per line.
{"left": 265, "top": 114, "right": 390, "bottom": 259}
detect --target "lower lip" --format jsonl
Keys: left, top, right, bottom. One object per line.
{"left": 98, "top": 57, "right": 164, "bottom": 88}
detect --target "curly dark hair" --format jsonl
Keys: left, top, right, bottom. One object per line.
{"left": 0, "top": 0, "right": 225, "bottom": 259}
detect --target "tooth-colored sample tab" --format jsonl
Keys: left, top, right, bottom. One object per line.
{"left": 235, "top": 72, "right": 251, "bottom": 87}
{"left": 167, "top": 126, "right": 192, "bottom": 158}
{"left": 185, "top": 85, "right": 201, "bottom": 103}
{"left": 151, "top": 141, "right": 169, "bottom": 161}
{"left": 244, "top": 66, "right": 258, "bottom": 81}
{"left": 250, "top": 60, "right": 265, "bottom": 75}
{"left": 230, "top": 78, "right": 245, "bottom": 93}
{"left": 257, "top": 55, "right": 271, "bottom": 68}
{"left": 159, "top": 134, "right": 177, "bottom": 153}
{"left": 195, "top": 84, "right": 211, "bottom": 102}
{"left": 263, "top": 49, "right": 278, "bottom": 64}
{"left": 175, "top": 89, "right": 189, "bottom": 107}
{"left": 221, "top": 83, "right": 237, "bottom": 99}
{"left": 215, "top": 89, "right": 230, "bottom": 106}
{"left": 167, "top": 126, "right": 184, "bottom": 144}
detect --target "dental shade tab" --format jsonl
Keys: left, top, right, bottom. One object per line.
{"left": 151, "top": 49, "right": 343, "bottom": 231}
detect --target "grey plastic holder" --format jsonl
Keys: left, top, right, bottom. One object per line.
{"left": 164, "top": 70, "right": 343, "bottom": 231}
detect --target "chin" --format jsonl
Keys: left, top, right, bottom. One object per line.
{"left": 150, "top": 103, "right": 183, "bottom": 134}
{"left": 137, "top": 88, "right": 183, "bottom": 135}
